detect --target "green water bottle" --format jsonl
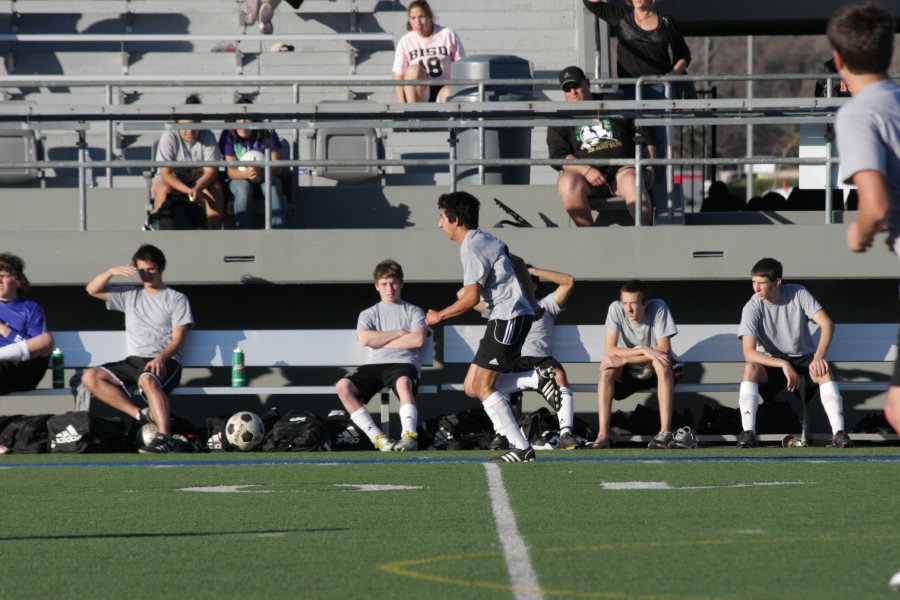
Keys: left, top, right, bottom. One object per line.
{"left": 231, "top": 346, "right": 246, "bottom": 387}
{"left": 51, "top": 348, "right": 65, "bottom": 389}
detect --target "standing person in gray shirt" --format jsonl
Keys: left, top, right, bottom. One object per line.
{"left": 426, "top": 191, "right": 539, "bottom": 463}
{"left": 736, "top": 258, "right": 852, "bottom": 448}
{"left": 335, "top": 259, "right": 428, "bottom": 452}
{"left": 82, "top": 244, "right": 194, "bottom": 454}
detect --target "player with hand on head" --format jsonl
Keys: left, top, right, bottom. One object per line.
{"left": 81, "top": 244, "right": 194, "bottom": 454}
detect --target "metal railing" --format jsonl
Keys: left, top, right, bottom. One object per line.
{"left": 2, "top": 71, "right": 887, "bottom": 230}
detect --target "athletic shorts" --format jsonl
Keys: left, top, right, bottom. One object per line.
{"left": 0, "top": 356, "right": 50, "bottom": 396}
{"left": 99, "top": 356, "right": 183, "bottom": 397}
{"left": 761, "top": 354, "right": 818, "bottom": 402}
{"left": 892, "top": 324, "right": 900, "bottom": 387}
{"left": 342, "top": 363, "right": 419, "bottom": 402}
{"left": 508, "top": 355, "right": 563, "bottom": 374}
{"left": 428, "top": 85, "right": 443, "bottom": 103}
{"left": 585, "top": 165, "right": 632, "bottom": 201}
{"left": 613, "top": 359, "right": 684, "bottom": 400}
{"left": 472, "top": 315, "right": 533, "bottom": 372}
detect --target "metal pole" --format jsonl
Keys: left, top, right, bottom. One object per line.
{"left": 448, "top": 128, "right": 458, "bottom": 193}
{"left": 263, "top": 136, "right": 272, "bottom": 230}
{"left": 478, "top": 82, "right": 485, "bottom": 184}
{"left": 824, "top": 129, "right": 834, "bottom": 224}
{"left": 105, "top": 84, "right": 113, "bottom": 188}
{"left": 634, "top": 131, "right": 643, "bottom": 227}
{"left": 745, "top": 35, "right": 754, "bottom": 203}
{"left": 76, "top": 129, "right": 87, "bottom": 232}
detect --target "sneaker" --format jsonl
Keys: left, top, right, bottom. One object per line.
{"left": 138, "top": 407, "right": 153, "bottom": 425}
{"left": 535, "top": 366, "right": 562, "bottom": 411}
{"left": 489, "top": 432, "right": 509, "bottom": 451}
{"left": 259, "top": 2, "right": 274, "bottom": 34}
{"left": 138, "top": 432, "right": 171, "bottom": 454}
{"left": 673, "top": 426, "right": 698, "bottom": 449}
{"left": 647, "top": 431, "right": 675, "bottom": 449}
{"left": 736, "top": 430, "right": 758, "bottom": 448}
{"left": 394, "top": 432, "right": 418, "bottom": 452}
{"left": 832, "top": 430, "right": 854, "bottom": 448}
{"left": 373, "top": 433, "right": 396, "bottom": 452}
{"left": 558, "top": 430, "right": 579, "bottom": 450}
{"left": 490, "top": 446, "right": 536, "bottom": 463}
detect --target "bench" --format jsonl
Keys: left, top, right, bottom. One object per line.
{"left": 442, "top": 323, "right": 897, "bottom": 445}
{"left": 1, "top": 329, "right": 435, "bottom": 436}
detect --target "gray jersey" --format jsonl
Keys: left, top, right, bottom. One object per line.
{"left": 106, "top": 286, "right": 194, "bottom": 360}
{"left": 521, "top": 294, "right": 563, "bottom": 358}
{"left": 738, "top": 284, "right": 822, "bottom": 357}
{"left": 154, "top": 129, "right": 222, "bottom": 181}
{"left": 605, "top": 298, "right": 677, "bottom": 349}
{"left": 460, "top": 229, "right": 533, "bottom": 321}
{"left": 835, "top": 80, "right": 900, "bottom": 241}
{"left": 357, "top": 300, "right": 426, "bottom": 370}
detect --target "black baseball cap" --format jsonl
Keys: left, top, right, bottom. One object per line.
{"left": 558, "top": 66, "right": 587, "bottom": 88}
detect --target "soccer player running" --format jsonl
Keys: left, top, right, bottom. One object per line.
{"left": 426, "top": 191, "right": 539, "bottom": 463}
{"left": 82, "top": 244, "right": 193, "bottom": 454}
{"left": 828, "top": 1, "right": 900, "bottom": 435}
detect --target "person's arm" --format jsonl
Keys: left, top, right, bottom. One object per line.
{"left": 426, "top": 283, "right": 481, "bottom": 325}
{"left": 528, "top": 266, "right": 574, "bottom": 308}
{"left": 808, "top": 309, "right": 834, "bottom": 378}
{"left": 383, "top": 327, "right": 427, "bottom": 350}
{"left": 509, "top": 253, "right": 542, "bottom": 317}
{"left": 143, "top": 323, "right": 190, "bottom": 378}
{"left": 582, "top": 0, "right": 620, "bottom": 22}
{"left": 846, "top": 170, "right": 889, "bottom": 252}
{"left": 457, "top": 287, "right": 487, "bottom": 315}
{"left": 741, "top": 334, "right": 799, "bottom": 392}
{"left": 85, "top": 265, "right": 137, "bottom": 302}
{"left": 358, "top": 328, "right": 407, "bottom": 348}
{"left": 664, "top": 15, "right": 691, "bottom": 73}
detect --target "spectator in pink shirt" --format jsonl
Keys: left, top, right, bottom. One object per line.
{"left": 392, "top": 1, "right": 465, "bottom": 103}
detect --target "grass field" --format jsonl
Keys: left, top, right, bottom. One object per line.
{"left": 1, "top": 448, "right": 899, "bottom": 600}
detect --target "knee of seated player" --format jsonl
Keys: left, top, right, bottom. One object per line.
{"left": 138, "top": 372, "right": 163, "bottom": 395}
{"left": 615, "top": 168, "right": 637, "bottom": 199}
{"left": 335, "top": 377, "right": 357, "bottom": 400}
{"left": 742, "top": 362, "right": 765, "bottom": 382}
{"left": 809, "top": 368, "right": 834, "bottom": 386}
{"left": 557, "top": 172, "right": 588, "bottom": 199}
{"left": 394, "top": 375, "right": 415, "bottom": 394}
{"left": 80, "top": 367, "right": 102, "bottom": 392}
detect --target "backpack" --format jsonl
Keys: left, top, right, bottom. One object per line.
{"left": 325, "top": 410, "right": 374, "bottom": 451}
{"left": 47, "top": 411, "right": 129, "bottom": 453}
{"left": 434, "top": 408, "right": 494, "bottom": 450}
{"left": 0, "top": 414, "right": 53, "bottom": 454}
{"left": 262, "top": 410, "right": 329, "bottom": 452}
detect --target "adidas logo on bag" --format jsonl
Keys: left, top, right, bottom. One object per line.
{"left": 52, "top": 424, "right": 83, "bottom": 448}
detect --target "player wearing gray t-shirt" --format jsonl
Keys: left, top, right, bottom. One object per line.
{"left": 828, "top": 1, "right": 900, "bottom": 435}
{"left": 597, "top": 281, "right": 686, "bottom": 450}
{"left": 336, "top": 259, "right": 427, "bottom": 452}
{"left": 427, "top": 192, "right": 539, "bottom": 463}
{"left": 735, "top": 258, "right": 850, "bottom": 448}
{"left": 82, "top": 245, "right": 193, "bottom": 453}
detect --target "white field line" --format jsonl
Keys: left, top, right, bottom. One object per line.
{"left": 483, "top": 463, "right": 544, "bottom": 600}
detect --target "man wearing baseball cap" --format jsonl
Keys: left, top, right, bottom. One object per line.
{"left": 547, "top": 66, "right": 655, "bottom": 226}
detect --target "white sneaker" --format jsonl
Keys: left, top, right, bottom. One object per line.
{"left": 394, "top": 432, "right": 418, "bottom": 451}
{"left": 374, "top": 433, "right": 396, "bottom": 452}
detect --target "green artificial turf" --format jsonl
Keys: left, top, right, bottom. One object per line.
{"left": 0, "top": 448, "right": 898, "bottom": 599}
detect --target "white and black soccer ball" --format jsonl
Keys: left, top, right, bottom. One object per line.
{"left": 225, "top": 411, "right": 265, "bottom": 451}
{"left": 138, "top": 422, "right": 159, "bottom": 447}
{"left": 238, "top": 149, "right": 265, "bottom": 172}
{"left": 627, "top": 363, "right": 654, "bottom": 380}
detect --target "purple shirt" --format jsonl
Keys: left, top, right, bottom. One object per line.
{"left": 0, "top": 297, "right": 47, "bottom": 345}
{"left": 218, "top": 130, "right": 282, "bottom": 159}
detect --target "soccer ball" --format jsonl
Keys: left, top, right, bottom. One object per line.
{"left": 627, "top": 363, "right": 654, "bottom": 380}
{"left": 137, "top": 422, "right": 159, "bottom": 446}
{"left": 890, "top": 570, "right": 900, "bottom": 591}
{"left": 238, "top": 149, "right": 265, "bottom": 172}
{"left": 225, "top": 411, "right": 265, "bottom": 451}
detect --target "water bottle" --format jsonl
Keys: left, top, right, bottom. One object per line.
{"left": 51, "top": 348, "right": 65, "bottom": 389}
{"left": 231, "top": 347, "right": 246, "bottom": 387}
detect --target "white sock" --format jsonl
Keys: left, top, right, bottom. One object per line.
{"left": 495, "top": 370, "right": 537, "bottom": 395}
{"left": 818, "top": 381, "right": 845, "bottom": 433}
{"left": 738, "top": 381, "right": 760, "bottom": 432}
{"left": 399, "top": 403, "right": 417, "bottom": 436}
{"left": 483, "top": 391, "right": 529, "bottom": 450}
{"left": 350, "top": 407, "right": 382, "bottom": 443}
{"left": 0, "top": 340, "right": 30, "bottom": 364}
{"left": 557, "top": 387, "right": 574, "bottom": 433}
{"left": 486, "top": 408, "right": 505, "bottom": 437}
